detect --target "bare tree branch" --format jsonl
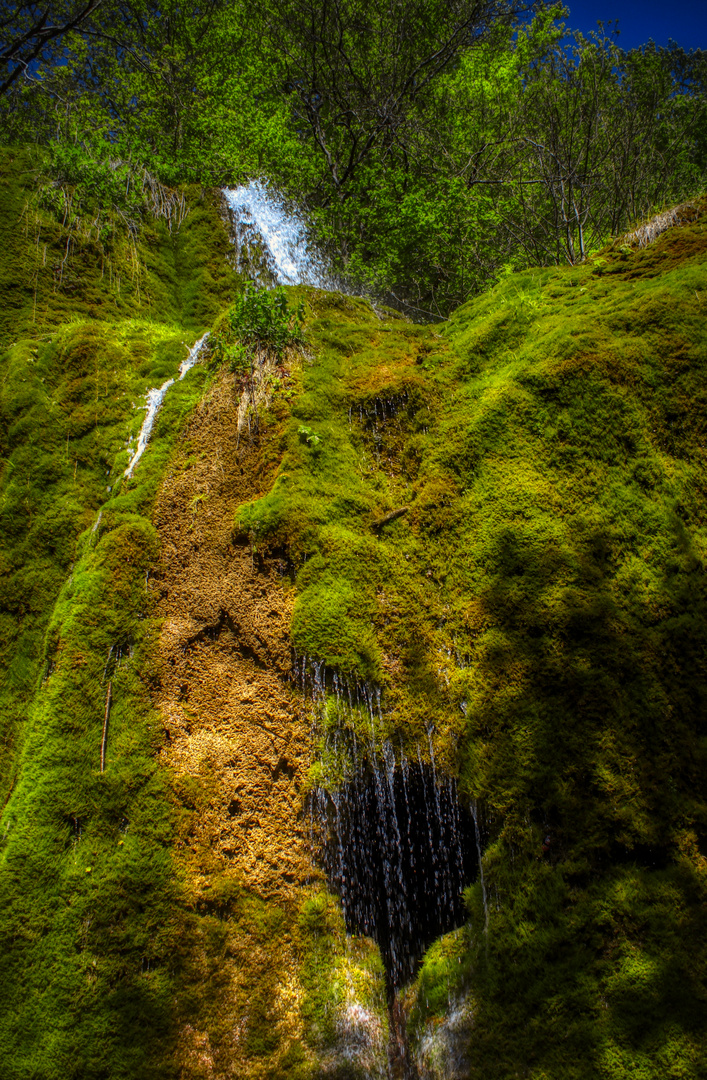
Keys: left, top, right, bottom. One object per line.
{"left": 0, "top": 0, "right": 105, "bottom": 96}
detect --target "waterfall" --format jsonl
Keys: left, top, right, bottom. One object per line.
{"left": 472, "top": 799, "right": 489, "bottom": 935}
{"left": 222, "top": 181, "right": 336, "bottom": 289}
{"left": 124, "top": 332, "right": 209, "bottom": 479}
{"left": 298, "top": 656, "right": 478, "bottom": 993}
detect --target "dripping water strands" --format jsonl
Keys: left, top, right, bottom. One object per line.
{"left": 298, "top": 654, "right": 478, "bottom": 996}
{"left": 356, "top": 390, "right": 411, "bottom": 465}
{"left": 124, "top": 332, "right": 209, "bottom": 479}
{"left": 103, "top": 640, "right": 132, "bottom": 684}
{"left": 472, "top": 798, "right": 490, "bottom": 936}
{"left": 298, "top": 657, "right": 480, "bottom": 1080}
{"left": 100, "top": 682, "right": 112, "bottom": 774}
{"left": 222, "top": 182, "right": 338, "bottom": 290}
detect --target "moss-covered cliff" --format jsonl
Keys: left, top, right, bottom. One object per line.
{"left": 0, "top": 146, "right": 706, "bottom": 1079}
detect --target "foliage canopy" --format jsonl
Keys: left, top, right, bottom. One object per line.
{"left": 1, "top": 1, "right": 705, "bottom": 313}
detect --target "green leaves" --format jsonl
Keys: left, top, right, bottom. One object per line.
{"left": 2, "top": 0, "right": 705, "bottom": 322}
{"left": 209, "top": 284, "right": 305, "bottom": 375}
{"left": 226, "top": 283, "right": 305, "bottom": 354}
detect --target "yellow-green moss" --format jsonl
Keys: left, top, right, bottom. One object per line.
{"left": 0, "top": 148, "right": 242, "bottom": 343}
{"left": 298, "top": 889, "right": 388, "bottom": 1075}
{"left": 233, "top": 213, "right": 707, "bottom": 1077}
{"left": 3, "top": 145, "right": 707, "bottom": 1078}
{"left": 0, "top": 154, "right": 236, "bottom": 1078}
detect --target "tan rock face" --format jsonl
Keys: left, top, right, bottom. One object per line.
{"left": 151, "top": 371, "right": 318, "bottom": 1076}
{"left": 153, "top": 372, "right": 312, "bottom": 899}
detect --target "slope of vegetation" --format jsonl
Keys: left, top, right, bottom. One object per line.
{"left": 235, "top": 201, "right": 707, "bottom": 1077}
{"left": 1, "top": 141, "right": 706, "bottom": 1078}
{"left": 0, "top": 151, "right": 386, "bottom": 1080}
{"left": 0, "top": 149, "right": 230, "bottom": 1077}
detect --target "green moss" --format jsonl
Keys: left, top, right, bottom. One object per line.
{"left": 297, "top": 889, "right": 387, "bottom": 1073}
{"left": 234, "top": 290, "right": 443, "bottom": 689}
{"left": 233, "top": 214, "right": 707, "bottom": 1076}
{"left": 0, "top": 148, "right": 242, "bottom": 343}
{"left": 0, "top": 508, "right": 179, "bottom": 1078}
{"left": 410, "top": 925, "right": 472, "bottom": 1019}
{"left": 0, "top": 155, "right": 239, "bottom": 1079}
{"left": 3, "top": 147, "right": 707, "bottom": 1078}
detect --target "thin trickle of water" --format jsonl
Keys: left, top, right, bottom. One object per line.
{"left": 427, "top": 728, "right": 452, "bottom": 913}
{"left": 417, "top": 741, "right": 441, "bottom": 912}
{"left": 124, "top": 332, "right": 209, "bottom": 478}
{"left": 222, "top": 182, "right": 336, "bottom": 289}
{"left": 301, "top": 655, "right": 476, "bottom": 994}
{"left": 472, "top": 798, "right": 489, "bottom": 934}
{"left": 331, "top": 790, "right": 348, "bottom": 920}
{"left": 383, "top": 740, "right": 409, "bottom": 932}
{"left": 399, "top": 745, "right": 415, "bottom": 876}
{"left": 448, "top": 777, "right": 465, "bottom": 875}
{"left": 368, "top": 739, "right": 399, "bottom": 973}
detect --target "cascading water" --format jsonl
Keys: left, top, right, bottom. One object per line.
{"left": 127, "top": 185, "right": 338, "bottom": 483}
{"left": 124, "top": 332, "right": 209, "bottom": 479}
{"left": 297, "top": 656, "right": 478, "bottom": 1079}
{"left": 319, "top": 747, "right": 474, "bottom": 988}
{"left": 222, "top": 181, "right": 337, "bottom": 290}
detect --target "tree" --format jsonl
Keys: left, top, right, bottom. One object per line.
{"left": 0, "top": 0, "right": 234, "bottom": 180}
{"left": 505, "top": 32, "right": 707, "bottom": 265}
{"left": 251, "top": 0, "right": 534, "bottom": 200}
{"left": 0, "top": 0, "right": 105, "bottom": 96}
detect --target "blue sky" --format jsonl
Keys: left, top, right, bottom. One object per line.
{"left": 560, "top": 0, "right": 707, "bottom": 51}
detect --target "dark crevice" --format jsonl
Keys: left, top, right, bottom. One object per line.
{"left": 183, "top": 607, "right": 269, "bottom": 667}
{"left": 313, "top": 759, "right": 477, "bottom": 990}
{"left": 272, "top": 755, "right": 296, "bottom": 780}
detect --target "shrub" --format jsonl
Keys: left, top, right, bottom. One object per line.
{"left": 227, "top": 283, "right": 304, "bottom": 354}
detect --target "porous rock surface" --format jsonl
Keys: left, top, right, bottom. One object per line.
{"left": 152, "top": 372, "right": 315, "bottom": 1077}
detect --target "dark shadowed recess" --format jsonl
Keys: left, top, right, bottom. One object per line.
{"left": 315, "top": 761, "right": 478, "bottom": 990}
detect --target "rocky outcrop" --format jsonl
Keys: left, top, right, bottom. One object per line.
{"left": 151, "top": 372, "right": 314, "bottom": 1076}
{"left": 153, "top": 372, "right": 311, "bottom": 901}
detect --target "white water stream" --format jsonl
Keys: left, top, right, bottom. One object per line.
{"left": 124, "top": 332, "right": 210, "bottom": 479}
{"left": 222, "top": 181, "right": 336, "bottom": 289}
{"left": 123, "top": 186, "right": 338, "bottom": 482}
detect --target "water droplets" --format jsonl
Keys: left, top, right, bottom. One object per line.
{"left": 299, "top": 655, "right": 477, "bottom": 989}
